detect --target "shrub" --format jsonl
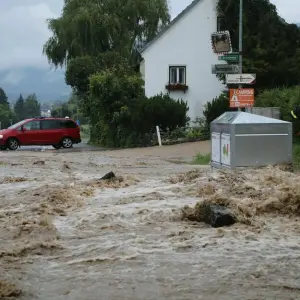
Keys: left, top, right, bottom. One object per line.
{"left": 203, "top": 91, "right": 234, "bottom": 128}
{"left": 88, "top": 70, "right": 189, "bottom": 148}
{"left": 255, "top": 86, "right": 300, "bottom": 133}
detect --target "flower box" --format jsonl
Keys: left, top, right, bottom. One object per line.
{"left": 165, "top": 83, "right": 189, "bottom": 93}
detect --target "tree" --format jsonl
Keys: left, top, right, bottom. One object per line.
{"left": 24, "top": 94, "right": 41, "bottom": 118}
{"left": 88, "top": 69, "right": 189, "bottom": 147}
{"left": 14, "top": 94, "right": 25, "bottom": 121}
{"left": 43, "top": 0, "right": 170, "bottom": 68}
{"left": 0, "top": 104, "right": 16, "bottom": 129}
{"left": 0, "top": 87, "right": 9, "bottom": 106}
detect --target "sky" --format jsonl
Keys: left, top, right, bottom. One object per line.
{"left": 0, "top": 0, "right": 299, "bottom": 85}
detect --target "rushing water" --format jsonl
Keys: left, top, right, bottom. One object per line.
{"left": 1, "top": 148, "right": 300, "bottom": 299}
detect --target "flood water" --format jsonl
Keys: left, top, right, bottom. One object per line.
{"left": 1, "top": 143, "right": 300, "bottom": 299}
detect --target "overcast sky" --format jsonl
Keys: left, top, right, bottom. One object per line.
{"left": 0, "top": 0, "right": 299, "bottom": 75}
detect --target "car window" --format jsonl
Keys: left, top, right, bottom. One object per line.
{"left": 41, "top": 120, "right": 60, "bottom": 130}
{"left": 23, "top": 120, "right": 40, "bottom": 131}
{"left": 8, "top": 120, "right": 26, "bottom": 129}
{"left": 59, "top": 120, "right": 77, "bottom": 129}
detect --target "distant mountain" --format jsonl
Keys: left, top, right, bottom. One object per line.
{"left": 0, "top": 67, "right": 71, "bottom": 103}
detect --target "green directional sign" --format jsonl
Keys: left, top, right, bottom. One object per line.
{"left": 218, "top": 53, "right": 239, "bottom": 62}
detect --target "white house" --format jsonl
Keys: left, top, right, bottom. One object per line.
{"left": 140, "top": 0, "right": 226, "bottom": 122}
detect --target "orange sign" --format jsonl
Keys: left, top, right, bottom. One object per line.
{"left": 229, "top": 88, "right": 254, "bottom": 108}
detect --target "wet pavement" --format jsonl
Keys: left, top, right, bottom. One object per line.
{"left": 1, "top": 141, "right": 300, "bottom": 299}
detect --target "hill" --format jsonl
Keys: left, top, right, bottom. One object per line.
{"left": 0, "top": 67, "right": 71, "bottom": 103}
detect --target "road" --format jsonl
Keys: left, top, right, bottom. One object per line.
{"left": 1, "top": 141, "right": 300, "bottom": 299}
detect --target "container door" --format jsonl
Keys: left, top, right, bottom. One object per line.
{"left": 211, "top": 132, "right": 221, "bottom": 163}
{"left": 221, "top": 133, "right": 231, "bottom": 166}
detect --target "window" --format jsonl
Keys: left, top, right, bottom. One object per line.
{"left": 23, "top": 120, "right": 40, "bottom": 131}
{"left": 169, "top": 66, "right": 186, "bottom": 85}
{"left": 41, "top": 120, "right": 60, "bottom": 130}
{"left": 59, "top": 120, "right": 77, "bottom": 129}
{"left": 217, "top": 16, "right": 225, "bottom": 31}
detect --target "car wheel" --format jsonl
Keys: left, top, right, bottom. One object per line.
{"left": 61, "top": 137, "right": 73, "bottom": 148}
{"left": 0, "top": 145, "right": 7, "bottom": 151}
{"left": 52, "top": 145, "right": 61, "bottom": 149}
{"left": 7, "top": 138, "right": 19, "bottom": 151}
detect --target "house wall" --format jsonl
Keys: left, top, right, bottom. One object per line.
{"left": 141, "top": 0, "right": 225, "bottom": 122}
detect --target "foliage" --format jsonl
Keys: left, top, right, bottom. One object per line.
{"left": 88, "top": 70, "right": 189, "bottom": 147}
{"left": 14, "top": 94, "right": 25, "bottom": 121}
{"left": 217, "top": 0, "right": 300, "bottom": 91}
{"left": 255, "top": 86, "right": 300, "bottom": 133}
{"left": 25, "top": 94, "right": 41, "bottom": 119}
{"left": 203, "top": 91, "right": 233, "bottom": 128}
{"left": 191, "top": 153, "right": 211, "bottom": 165}
{"left": 43, "top": 0, "right": 173, "bottom": 148}
{"left": 0, "top": 88, "right": 9, "bottom": 106}
{"left": 65, "top": 52, "right": 133, "bottom": 96}
{"left": 43, "top": 0, "right": 170, "bottom": 68}
{"left": 14, "top": 94, "right": 41, "bottom": 121}
{"left": 0, "top": 104, "right": 16, "bottom": 129}
{"left": 0, "top": 87, "right": 16, "bottom": 128}
{"left": 51, "top": 92, "right": 89, "bottom": 125}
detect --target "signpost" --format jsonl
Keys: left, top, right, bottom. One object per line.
{"left": 229, "top": 88, "right": 254, "bottom": 108}
{"left": 225, "top": 74, "right": 256, "bottom": 85}
{"left": 211, "top": 64, "right": 239, "bottom": 74}
{"left": 218, "top": 53, "right": 239, "bottom": 62}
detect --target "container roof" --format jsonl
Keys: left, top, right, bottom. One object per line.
{"left": 212, "top": 111, "right": 290, "bottom": 124}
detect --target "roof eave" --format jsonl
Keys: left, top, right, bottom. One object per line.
{"left": 139, "top": 0, "right": 203, "bottom": 55}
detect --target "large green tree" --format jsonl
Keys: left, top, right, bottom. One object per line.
{"left": 24, "top": 94, "right": 41, "bottom": 118}
{"left": 43, "top": 0, "right": 170, "bottom": 68}
{"left": 0, "top": 87, "right": 9, "bottom": 106}
{"left": 14, "top": 94, "right": 25, "bottom": 121}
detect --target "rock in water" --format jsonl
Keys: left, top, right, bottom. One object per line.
{"left": 203, "top": 205, "right": 235, "bottom": 228}
{"left": 100, "top": 171, "right": 116, "bottom": 180}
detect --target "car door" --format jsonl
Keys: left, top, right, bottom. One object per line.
{"left": 40, "top": 119, "right": 60, "bottom": 144}
{"left": 16, "top": 120, "right": 42, "bottom": 145}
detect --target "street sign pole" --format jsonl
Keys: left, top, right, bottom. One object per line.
{"left": 238, "top": 0, "right": 243, "bottom": 111}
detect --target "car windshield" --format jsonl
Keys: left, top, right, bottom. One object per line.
{"left": 8, "top": 120, "right": 26, "bottom": 129}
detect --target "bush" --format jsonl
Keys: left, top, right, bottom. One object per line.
{"left": 255, "top": 86, "right": 300, "bottom": 133}
{"left": 88, "top": 70, "right": 189, "bottom": 148}
{"left": 203, "top": 91, "right": 235, "bottom": 128}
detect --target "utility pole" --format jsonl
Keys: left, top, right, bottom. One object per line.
{"left": 238, "top": 0, "right": 243, "bottom": 111}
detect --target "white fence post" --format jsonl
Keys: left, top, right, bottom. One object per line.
{"left": 156, "top": 125, "right": 162, "bottom": 146}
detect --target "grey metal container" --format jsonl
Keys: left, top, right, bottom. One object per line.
{"left": 210, "top": 111, "right": 292, "bottom": 168}
{"left": 245, "top": 107, "right": 281, "bottom": 120}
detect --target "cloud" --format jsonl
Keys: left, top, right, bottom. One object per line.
{"left": 0, "top": 1, "right": 61, "bottom": 71}
{"left": 1, "top": 70, "right": 26, "bottom": 85}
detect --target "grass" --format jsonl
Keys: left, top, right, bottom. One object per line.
{"left": 293, "top": 143, "right": 300, "bottom": 171}
{"left": 191, "top": 153, "right": 211, "bottom": 165}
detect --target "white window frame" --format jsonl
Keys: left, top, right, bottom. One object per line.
{"left": 169, "top": 66, "right": 186, "bottom": 85}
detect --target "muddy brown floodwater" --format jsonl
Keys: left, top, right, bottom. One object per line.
{"left": 1, "top": 141, "right": 300, "bottom": 300}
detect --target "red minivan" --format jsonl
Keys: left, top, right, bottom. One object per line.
{"left": 0, "top": 117, "right": 81, "bottom": 150}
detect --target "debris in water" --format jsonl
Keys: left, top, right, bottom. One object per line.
{"left": 87, "top": 173, "right": 138, "bottom": 189}
{"left": 203, "top": 204, "right": 235, "bottom": 228}
{"left": 169, "top": 169, "right": 206, "bottom": 184}
{"left": 182, "top": 167, "right": 300, "bottom": 227}
{"left": 0, "top": 280, "right": 21, "bottom": 298}
{"left": 33, "top": 160, "right": 45, "bottom": 165}
{"left": 100, "top": 171, "right": 116, "bottom": 180}
{"left": 0, "top": 177, "right": 27, "bottom": 184}
{"left": 62, "top": 163, "right": 71, "bottom": 170}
